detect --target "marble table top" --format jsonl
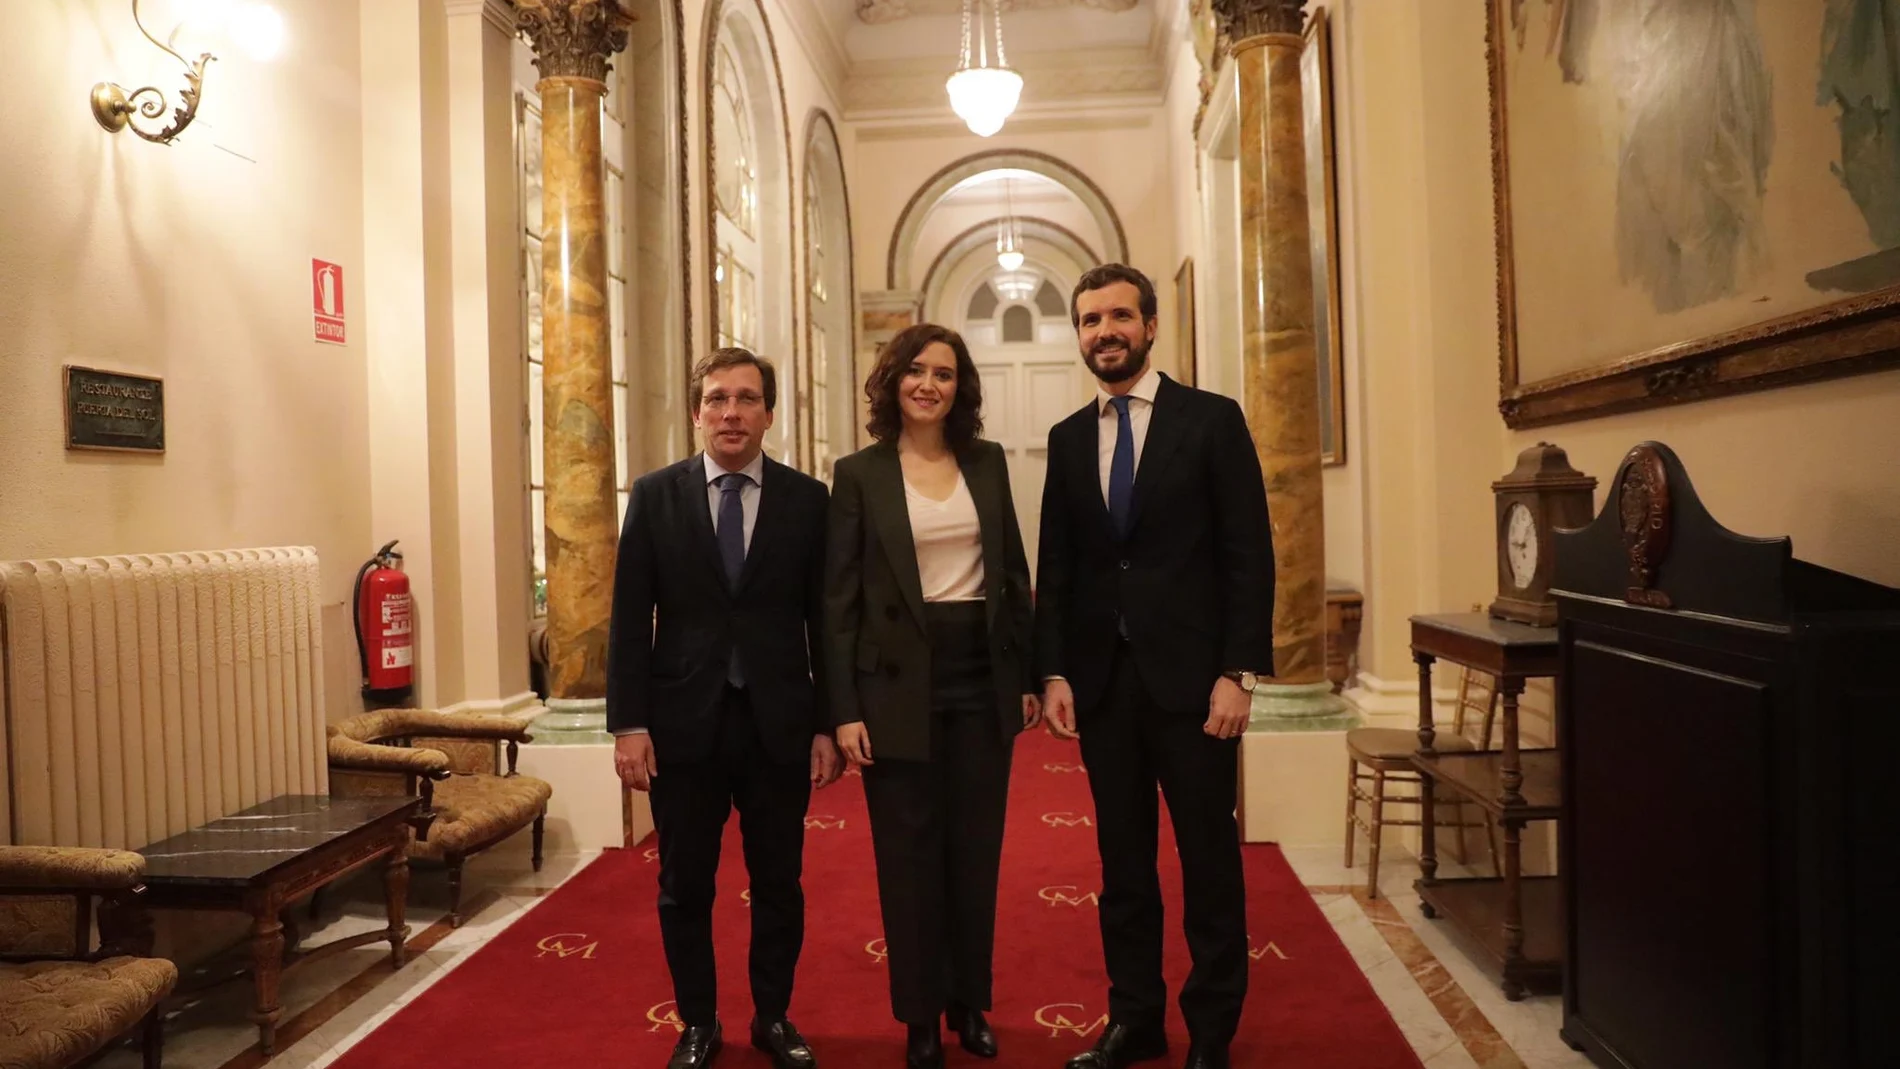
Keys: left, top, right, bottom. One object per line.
{"left": 135, "top": 795, "right": 418, "bottom": 887}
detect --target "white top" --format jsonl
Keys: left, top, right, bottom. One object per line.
{"left": 905, "top": 471, "right": 985, "bottom": 603}
{"left": 703, "top": 450, "right": 764, "bottom": 551}
{"left": 1096, "top": 365, "right": 1161, "bottom": 506}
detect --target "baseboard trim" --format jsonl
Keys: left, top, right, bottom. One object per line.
{"left": 437, "top": 690, "right": 541, "bottom": 717}
{"left": 1342, "top": 672, "right": 1455, "bottom": 727}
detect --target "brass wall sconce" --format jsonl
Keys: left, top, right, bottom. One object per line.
{"left": 92, "top": 0, "right": 214, "bottom": 144}
{"left": 91, "top": 0, "right": 284, "bottom": 145}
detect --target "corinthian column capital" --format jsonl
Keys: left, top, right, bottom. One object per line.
{"left": 516, "top": 0, "right": 634, "bottom": 83}
{"left": 1211, "top": 0, "right": 1305, "bottom": 45}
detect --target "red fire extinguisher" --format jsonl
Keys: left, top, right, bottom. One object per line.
{"left": 353, "top": 540, "right": 414, "bottom": 701}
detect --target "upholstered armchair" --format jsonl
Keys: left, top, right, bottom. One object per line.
{"left": 327, "top": 709, "right": 552, "bottom": 926}
{"left": 0, "top": 846, "right": 178, "bottom": 1069}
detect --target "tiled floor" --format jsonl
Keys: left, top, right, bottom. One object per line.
{"left": 96, "top": 838, "right": 1592, "bottom": 1069}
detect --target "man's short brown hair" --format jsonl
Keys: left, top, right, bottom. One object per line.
{"left": 1070, "top": 263, "right": 1158, "bottom": 327}
{"left": 690, "top": 347, "right": 778, "bottom": 413}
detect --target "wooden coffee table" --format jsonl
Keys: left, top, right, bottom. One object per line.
{"left": 134, "top": 795, "right": 424, "bottom": 1053}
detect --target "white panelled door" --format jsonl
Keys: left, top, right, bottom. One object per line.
{"left": 973, "top": 346, "right": 1093, "bottom": 581}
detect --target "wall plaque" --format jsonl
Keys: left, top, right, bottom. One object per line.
{"left": 64, "top": 365, "right": 165, "bottom": 453}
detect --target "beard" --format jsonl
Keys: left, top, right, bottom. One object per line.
{"left": 1084, "top": 334, "right": 1152, "bottom": 384}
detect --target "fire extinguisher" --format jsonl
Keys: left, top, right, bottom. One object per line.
{"left": 353, "top": 540, "right": 415, "bottom": 701}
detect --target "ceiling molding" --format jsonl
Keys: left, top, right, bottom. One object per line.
{"left": 854, "top": 0, "right": 1141, "bottom": 24}
{"left": 773, "top": 0, "right": 851, "bottom": 108}
{"left": 853, "top": 110, "right": 1158, "bottom": 140}
{"left": 844, "top": 46, "right": 1164, "bottom": 117}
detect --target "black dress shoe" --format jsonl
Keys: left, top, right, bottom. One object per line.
{"left": 945, "top": 1004, "right": 998, "bottom": 1058}
{"left": 667, "top": 1022, "right": 722, "bottom": 1069}
{"left": 751, "top": 1018, "right": 816, "bottom": 1069}
{"left": 1064, "top": 1022, "right": 1169, "bottom": 1069}
{"left": 1181, "top": 1044, "right": 1230, "bottom": 1069}
{"left": 905, "top": 1022, "right": 944, "bottom": 1069}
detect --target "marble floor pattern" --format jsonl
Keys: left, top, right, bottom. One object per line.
{"left": 96, "top": 837, "right": 1594, "bottom": 1069}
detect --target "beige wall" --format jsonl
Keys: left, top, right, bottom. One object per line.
{"left": 0, "top": 0, "right": 370, "bottom": 724}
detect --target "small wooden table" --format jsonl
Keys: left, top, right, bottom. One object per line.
{"left": 1409, "top": 612, "right": 1562, "bottom": 1001}
{"left": 135, "top": 795, "right": 423, "bottom": 1053}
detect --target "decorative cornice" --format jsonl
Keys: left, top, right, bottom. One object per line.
{"left": 442, "top": 0, "right": 517, "bottom": 33}
{"left": 845, "top": 47, "right": 1164, "bottom": 115}
{"left": 516, "top": 0, "right": 634, "bottom": 83}
{"left": 1211, "top": 0, "right": 1304, "bottom": 45}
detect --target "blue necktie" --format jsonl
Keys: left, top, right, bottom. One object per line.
{"left": 716, "top": 473, "right": 748, "bottom": 686}
{"left": 1108, "top": 396, "right": 1135, "bottom": 538}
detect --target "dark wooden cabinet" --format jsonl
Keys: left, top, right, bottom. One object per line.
{"left": 1551, "top": 442, "right": 1900, "bottom": 1069}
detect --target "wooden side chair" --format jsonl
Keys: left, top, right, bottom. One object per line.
{"left": 1343, "top": 665, "right": 1502, "bottom": 897}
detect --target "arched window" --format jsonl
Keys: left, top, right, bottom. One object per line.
{"left": 967, "top": 282, "right": 1000, "bottom": 321}
{"left": 1035, "top": 280, "right": 1067, "bottom": 319}
{"left": 706, "top": 0, "right": 797, "bottom": 465}
{"left": 713, "top": 43, "right": 756, "bottom": 238}
{"left": 713, "top": 40, "right": 759, "bottom": 352}
{"left": 1001, "top": 305, "right": 1034, "bottom": 343}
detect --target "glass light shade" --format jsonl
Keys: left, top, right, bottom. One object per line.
{"left": 226, "top": 3, "right": 285, "bottom": 61}
{"left": 993, "top": 270, "right": 1038, "bottom": 301}
{"left": 996, "top": 249, "right": 1025, "bottom": 271}
{"left": 946, "top": 66, "right": 1023, "bottom": 138}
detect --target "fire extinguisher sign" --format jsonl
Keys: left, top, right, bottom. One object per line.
{"left": 312, "top": 259, "right": 346, "bottom": 345}
{"left": 381, "top": 593, "right": 413, "bottom": 669}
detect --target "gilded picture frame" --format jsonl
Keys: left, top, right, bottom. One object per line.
{"left": 1304, "top": 7, "right": 1345, "bottom": 465}
{"left": 1175, "top": 257, "right": 1197, "bottom": 388}
{"left": 1489, "top": 0, "right": 1900, "bottom": 428}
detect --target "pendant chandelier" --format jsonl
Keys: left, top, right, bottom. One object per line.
{"left": 993, "top": 269, "right": 1038, "bottom": 301}
{"left": 995, "top": 177, "right": 1024, "bottom": 270}
{"left": 946, "top": 0, "right": 1022, "bottom": 138}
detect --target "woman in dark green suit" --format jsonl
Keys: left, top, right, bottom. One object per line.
{"left": 823, "top": 322, "right": 1040, "bottom": 1069}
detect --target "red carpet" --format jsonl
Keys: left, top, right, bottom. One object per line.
{"left": 332, "top": 730, "right": 1423, "bottom": 1068}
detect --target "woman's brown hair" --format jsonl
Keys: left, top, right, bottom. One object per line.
{"left": 863, "top": 322, "right": 985, "bottom": 450}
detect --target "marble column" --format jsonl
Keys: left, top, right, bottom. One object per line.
{"left": 1214, "top": 0, "right": 1346, "bottom": 724}
{"left": 517, "top": 0, "right": 632, "bottom": 737}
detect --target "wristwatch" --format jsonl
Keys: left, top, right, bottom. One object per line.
{"left": 1222, "top": 670, "right": 1260, "bottom": 693}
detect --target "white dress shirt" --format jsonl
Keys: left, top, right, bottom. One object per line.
{"left": 705, "top": 450, "right": 765, "bottom": 550}
{"left": 1097, "top": 365, "right": 1161, "bottom": 503}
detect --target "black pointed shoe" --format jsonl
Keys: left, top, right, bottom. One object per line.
{"left": 944, "top": 1004, "right": 998, "bottom": 1058}
{"left": 667, "top": 1022, "right": 722, "bottom": 1069}
{"left": 1064, "top": 1022, "right": 1169, "bottom": 1069}
{"left": 905, "top": 1022, "right": 945, "bottom": 1069}
{"left": 1180, "top": 1043, "right": 1229, "bottom": 1069}
{"left": 750, "top": 1017, "right": 816, "bottom": 1069}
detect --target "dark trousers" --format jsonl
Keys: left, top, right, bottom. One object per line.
{"left": 651, "top": 685, "right": 813, "bottom": 1027}
{"left": 1078, "top": 642, "right": 1247, "bottom": 1046}
{"left": 862, "top": 601, "right": 1014, "bottom": 1025}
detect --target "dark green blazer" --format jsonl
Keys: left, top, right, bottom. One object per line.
{"left": 822, "top": 439, "right": 1036, "bottom": 762}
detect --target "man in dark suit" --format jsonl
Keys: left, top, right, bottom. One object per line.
{"left": 1036, "top": 264, "right": 1276, "bottom": 1069}
{"left": 608, "top": 347, "right": 842, "bottom": 1069}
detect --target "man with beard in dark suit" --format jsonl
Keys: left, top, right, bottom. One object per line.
{"left": 1036, "top": 264, "right": 1276, "bottom": 1069}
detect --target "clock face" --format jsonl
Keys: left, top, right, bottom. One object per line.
{"left": 1506, "top": 502, "right": 1538, "bottom": 589}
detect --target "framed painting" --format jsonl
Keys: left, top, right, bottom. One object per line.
{"left": 1304, "top": 7, "right": 1345, "bottom": 464}
{"left": 1175, "top": 257, "right": 1197, "bottom": 388}
{"left": 1490, "top": 0, "right": 1900, "bottom": 427}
